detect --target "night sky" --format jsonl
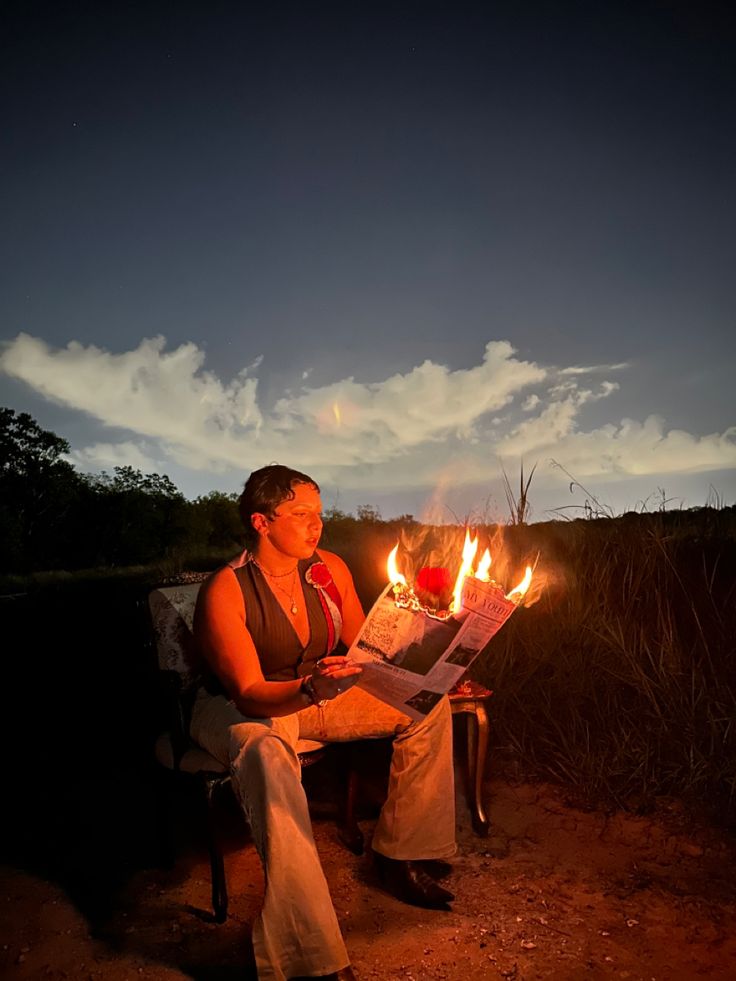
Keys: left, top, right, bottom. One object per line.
{"left": 2, "top": 1, "right": 734, "bottom": 520}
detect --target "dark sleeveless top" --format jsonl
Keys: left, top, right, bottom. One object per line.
{"left": 236, "top": 555, "right": 329, "bottom": 680}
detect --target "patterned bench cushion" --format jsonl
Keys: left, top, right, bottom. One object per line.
{"left": 148, "top": 582, "right": 204, "bottom": 690}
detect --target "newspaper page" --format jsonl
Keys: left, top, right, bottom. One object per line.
{"left": 347, "top": 577, "right": 518, "bottom": 720}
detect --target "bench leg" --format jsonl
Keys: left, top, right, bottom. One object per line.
{"left": 155, "top": 768, "right": 176, "bottom": 870}
{"left": 203, "top": 776, "right": 229, "bottom": 922}
{"left": 337, "top": 764, "right": 365, "bottom": 855}
{"left": 466, "top": 706, "right": 490, "bottom": 836}
{"left": 333, "top": 745, "right": 365, "bottom": 855}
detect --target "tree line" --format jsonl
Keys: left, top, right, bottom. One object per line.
{"left": 0, "top": 407, "right": 245, "bottom": 573}
{"left": 1, "top": 408, "right": 411, "bottom": 574}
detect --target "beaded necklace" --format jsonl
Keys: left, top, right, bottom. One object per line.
{"left": 253, "top": 558, "right": 300, "bottom": 615}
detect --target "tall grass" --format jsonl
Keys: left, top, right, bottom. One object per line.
{"left": 326, "top": 507, "right": 736, "bottom": 820}
{"left": 501, "top": 461, "right": 537, "bottom": 524}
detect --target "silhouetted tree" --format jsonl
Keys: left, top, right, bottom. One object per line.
{"left": 1, "top": 407, "right": 398, "bottom": 575}
{"left": 356, "top": 503, "right": 382, "bottom": 522}
{"left": 189, "top": 490, "right": 242, "bottom": 550}
{"left": 83, "top": 466, "right": 189, "bottom": 566}
{"left": 0, "top": 408, "right": 84, "bottom": 570}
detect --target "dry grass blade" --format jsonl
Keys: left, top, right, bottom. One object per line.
{"left": 501, "top": 460, "right": 537, "bottom": 525}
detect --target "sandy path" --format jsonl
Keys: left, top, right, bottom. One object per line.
{"left": 2, "top": 776, "right": 735, "bottom": 980}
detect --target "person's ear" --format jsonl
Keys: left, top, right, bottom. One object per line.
{"left": 251, "top": 512, "right": 270, "bottom": 537}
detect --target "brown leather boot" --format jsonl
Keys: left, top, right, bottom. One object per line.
{"left": 418, "top": 858, "right": 453, "bottom": 880}
{"left": 373, "top": 851, "right": 454, "bottom": 909}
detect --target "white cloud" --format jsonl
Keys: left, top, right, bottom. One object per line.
{"left": 545, "top": 417, "right": 736, "bottom": 479}
{"left": 1, "top": 334, "right": 545, "bottom": 474}
{"left": 67, "top": 441, "right": 164, "bottom": 475}
{"left": 0, "top": 333, "right": 264, "bottom": 471}
{"left": 559, "top": 362, "right": 629, "bottom": 375}
{"left": 269, "top": 341, "right": 546, "bottom": 462}
{"left": 2, "top": 333, "right": 735, "bottom": 493}
{"left": 498, "top": 383, "right": 622, "bottom": 457}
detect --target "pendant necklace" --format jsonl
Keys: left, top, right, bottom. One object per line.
{"left": 254, "top": 559, "right": 299, "bottom": 615}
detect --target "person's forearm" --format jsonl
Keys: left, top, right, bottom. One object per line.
{"left": 229, "top": 677, "right": 311, "bottom": 718}
{"left": 221, "top": 655, "right": 361, "bottom": 718}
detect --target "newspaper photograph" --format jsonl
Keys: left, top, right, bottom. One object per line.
{"left": 347, "top": 577, "right": 520, "bottom": 720}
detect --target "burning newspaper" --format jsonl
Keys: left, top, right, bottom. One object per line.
{"left": 347, "top": 536, "right": 530, "bottom": 720}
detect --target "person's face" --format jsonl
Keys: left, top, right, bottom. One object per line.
{"left": 253, "top": 482, "right": 323, "bottom": 560}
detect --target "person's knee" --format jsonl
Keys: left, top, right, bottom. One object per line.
{"left": 230, "top": 728, "right": 297, "bottom": 782}
{"left": 421, "top": 693, "right": 452, "bottom": 736}
{"left": 230, "top": 730, "right": 306, "bottom": 824}
{"left": 398, "top": 694, "right": 452, "bottom": 743}
{"left": 417, "top": 693, "right": 451, "bottom": 724}
{"left": 434, "top": 694, "right": 452, "bottom": 723}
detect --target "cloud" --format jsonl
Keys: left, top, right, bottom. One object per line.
{"left": 544, "top": 417, "right": 736, "bottom": 479}
{"left": 559, "top": 362, "right": 629, "bottom": 375}
{"left": 1, "top": 333, "right": 545, "bottom": 473}
{"left": 269, "top": 341, "right": 546, "bottom": 461}
{"left": 2, "top": 332, "right": 735, "bottom": 492}
{"left": 67, "top": 440, "right": 164, "bottom": 475}
{"left": 498, "top": 380, "right": 736, "bottom": 479}
{"left": 0, "top": 333, "right": 264, "bottom": 471}
{"left": 498, "top": 383, "right": 621, "bottom": 456}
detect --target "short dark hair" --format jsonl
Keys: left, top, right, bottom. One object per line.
{"left": 239, "top": 464, "right": 320, "bottom": 546}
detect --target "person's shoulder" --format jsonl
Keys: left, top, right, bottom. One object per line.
{"left": 315, "top": 547, "right": 349, "bottom": 571}
{"left": 315, "top": 548, "right": 353, "bottom": 583}
{"left": 201, "top": 564, "right": 238, "bottom": 589}
{"left": 198, "top": 565, "right": 243, "bottom": 614}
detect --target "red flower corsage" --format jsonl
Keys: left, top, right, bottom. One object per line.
{"left": 305, "top": 561, "right": 333, "bottom": 589}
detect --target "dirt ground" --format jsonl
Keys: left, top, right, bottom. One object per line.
{"left": 2, "top": 767, "right": 736, "bottom": 981}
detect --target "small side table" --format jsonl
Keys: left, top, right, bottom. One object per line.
{"left": 448, "top": 679, "right": 493, "bottom": 835}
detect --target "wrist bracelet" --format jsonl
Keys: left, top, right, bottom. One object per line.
{"left": 300, "top": 675, "right": 327, "bottom": 708}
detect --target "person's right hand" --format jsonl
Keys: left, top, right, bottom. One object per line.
{"left": 311, "top": 655, "right": 362, "bottom": 700}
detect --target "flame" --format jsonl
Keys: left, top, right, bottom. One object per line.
{"left": 506, "top": 565, "right": 533, "bottom": 602}
{"left": 384, "top": 535, "right": 538, "bottom": 620}
{"left": 333, "top": 402, "right": 341, "bottom": 426}
{"left": 475, "top": 548, "right": 492, "bottom": 582}
{"left": 451, "top": 530, "right": 478, "bottom": 613}
{"left": 387, "top": 543, "right": 407, "bottom": 586}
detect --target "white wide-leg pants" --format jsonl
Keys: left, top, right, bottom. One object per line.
{"left": 191, "top": 686, "right": 456, "bottom": 980}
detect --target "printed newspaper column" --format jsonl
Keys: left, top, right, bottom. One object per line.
{"left": 347, "top": 577, "right": 518, "bottom": 720}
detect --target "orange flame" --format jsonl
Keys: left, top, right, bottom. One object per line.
{"left": 385, "top": 536, "right": 537, "bottom": 618}
{"left": 505, "top": 566, "right": 533, "bottom": 602}
{"left": 451, "top": 530, "right": 478, "bottom": 613}
{"left": 387, "top": 543, "right": 407, "bottom": 586}
{"left": 475, "top": 548, "right": 492, "bottom": 582}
